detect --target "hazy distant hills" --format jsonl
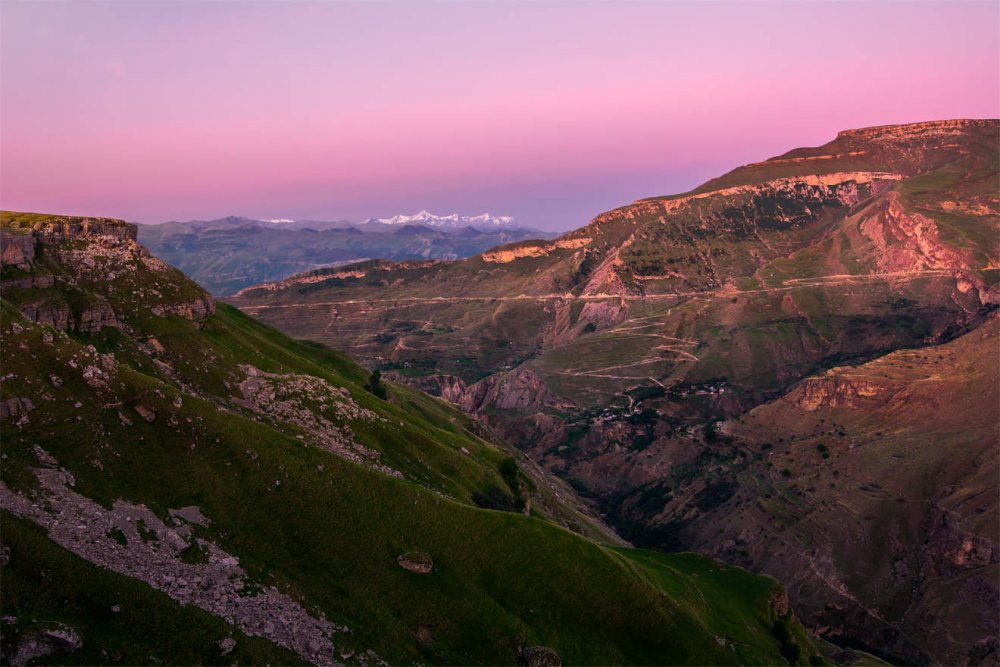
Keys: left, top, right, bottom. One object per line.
{"left": 137, "top": 214, "right": 550, "bottom": 296}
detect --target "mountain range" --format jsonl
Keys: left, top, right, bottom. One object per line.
{"left": 232, "top": 119, "right": 1000, "bottom": 665}
{"left": 362, "top": 211, "right": 518, "bottom": 228}
{"left": 137, "top": 214, "right": 549, "bottom": 296}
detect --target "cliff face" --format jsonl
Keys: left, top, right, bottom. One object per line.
{"left": 480, "top": 238, "right": 591, "bottom": 264}
{"left": 0, "top": 230, "right": 35, "bottom": 267}
{"left": 793, "top": 374, "right": 898, "bottom": 411}
{"left": 1, "top": 212, "right": 215, "bottom": 333}
{"left": 834, "top": 118, "right": 996, "bottom": 142}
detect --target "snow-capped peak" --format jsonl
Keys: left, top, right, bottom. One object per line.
{"left": 262, "top": 218, "right": 295, "bottom": 224}
{"left": 369, "top": 211, "right": 516, "bottom": 228}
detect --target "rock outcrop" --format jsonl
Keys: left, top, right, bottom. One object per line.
{"left": 386, "top": 369, "right": 564, "bottom": 415}
{"left": 452, "top": 367, "right": 572, "bottom": 414}
{"left": 518, "top": 645, "right": 562, "bottom": 667}
{"left": 0, "top": 462, "right": 350, "bottom": 666}
{"left": 835, "top": 118, "right": 997, "bottom": 142}
{"left": 0, "top": 398, "right": 34, "bottom": 424}
{"left": 0, "top": 229, "right": 35, "bottom": 268}
{"left": 480, "top": 237, "right": 591, "bottom": 264}
{"left": 395, "top": 552, "right": 433, "bottom": 574}
{"left": 793, "top": 374, "right": 897, "bottom": 411}
{"left": 237, "top": 365, "right": 400, "bottom": 478}
{"left": 7, "top": 624, "right": 83, "bottom": 666}
{"left": 1, "top": 215, "right": 137, "bottom": 266}
{"left": 151, "top": 295, "right": 216, "bottom": 322}
{"left": 2, "top": 213, "right": 217, "bottom": 329}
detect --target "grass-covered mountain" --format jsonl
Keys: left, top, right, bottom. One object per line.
{"left": 233, "top": 119, "right": 1000, "bottom": 663}
{"left": 0, "top": 211, "right": 819, "bottom": 666}
{"left": 137, "top": 216, "right": 550, "bottom": 296}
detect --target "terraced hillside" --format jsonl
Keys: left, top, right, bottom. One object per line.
{"left": 234, "top": 120, "right": 997, "bottom": 395}
{"left": 0, "top": 212, "right": 819, "bottom": 665}
{"left": 233, "top": 119, "right": 1000, "bottom": 662}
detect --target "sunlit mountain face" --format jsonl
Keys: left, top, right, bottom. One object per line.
{"left": 233, "top": 119, "right": 1000, "bottom": 666}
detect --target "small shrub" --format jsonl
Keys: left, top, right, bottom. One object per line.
{"left": 368, "top": 369, "right": 388, "bottom": 399}
{"left": 179, "top": 540, "right": 210, "bottom": 565}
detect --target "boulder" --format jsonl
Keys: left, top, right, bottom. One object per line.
{"left": 519, "top": 645, "right": 562, "bottom": 667}
{"left": 0, "top": 229, "right": 35, "bottom": 266}
{"left": 396, "top": 552, "right": 433, "bottom": 574}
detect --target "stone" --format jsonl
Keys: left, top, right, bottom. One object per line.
{"left": 147, "top": 337, "right": 166, "bottom": 355}
{"left": 0, "top": 397, "right": 34, "bottom": 420}
{"left": 413, "top": 625, "right": 434, "bottom": 648}
{"left": 9, "top": 624, "right": 82, "bottom": 666}
{"left": 218, "top": 637, "right": 236, "bottom": 656}
{"left": 396, "top": 552, "right": 433, "bottom": 574}
{"left": 168, "top": 506, "right": 210, "bottom": 527}
{"left": 0, "top": 229, "right": 35, "bottom": 266}
{"left": 519, "top": 645, "right": 562, "bottom": 667}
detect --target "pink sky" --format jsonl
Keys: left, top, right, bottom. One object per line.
{"left": 1, "top": 1, "right": 998, "bottom": 231}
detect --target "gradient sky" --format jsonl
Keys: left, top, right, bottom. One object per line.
{"left": 2, "top": 1, "right": 998, "bottom": 231}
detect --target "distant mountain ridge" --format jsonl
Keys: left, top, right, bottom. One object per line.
{"left": 363, "top": 210, "right": 517, "bottom": 229}
{"left": 152, "top": 211, "right": 521, "bottom": 232}
{"left": 136, "top": 214, "right": 550, "bottom": 295}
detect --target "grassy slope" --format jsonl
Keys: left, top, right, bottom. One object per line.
{"left": 0, "top": 213, "right": 815, "bottom": 665}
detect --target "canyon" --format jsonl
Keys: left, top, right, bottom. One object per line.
{"left": 233, "top": 119, "right": 1000, "bottom": 665}
{"left": 0, "top": 211, "right": 817, "bottom": 665}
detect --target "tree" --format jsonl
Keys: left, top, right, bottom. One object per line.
{"left": 368, "top": 369, "right": 388, "bottom": 399}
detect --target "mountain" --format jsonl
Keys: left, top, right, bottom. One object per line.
{"left": 694, "top": 315, "right": 999, "bottom": 665}
{"left": 232, "top": 119, "right": 1000, "bottom": 663}
{"left": 363, "top": 211, "right": 517, "bottom": 229}
{"left": 0, "top": 211, "right": 819, "bottom": 665}
{"left": 136, "top": 216, "right": 550, "bottom": 296}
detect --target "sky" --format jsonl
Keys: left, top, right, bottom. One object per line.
{"left": 1, "top": 1, "right": 998, "bottom": 232}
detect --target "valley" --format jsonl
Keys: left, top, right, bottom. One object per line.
{"left": 233, "top": 119, "right": 1000, "bottom": 665}
{"left": 0, "top": 211, "right": 820, "bottom": 665}
{"left": 4, "top": 1, "right": 998, "bottom": 664}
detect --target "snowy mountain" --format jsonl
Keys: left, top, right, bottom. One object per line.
{"left": 364, "top": 210, "right": 516, "bottom": 229}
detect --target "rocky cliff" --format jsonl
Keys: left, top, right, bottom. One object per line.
{"left": 1, "top": 212, "right": 215, "bottom": 333}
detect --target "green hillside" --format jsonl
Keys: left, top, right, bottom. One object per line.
{"left": 0, "top": 212, "right": 816, "bottom": 665}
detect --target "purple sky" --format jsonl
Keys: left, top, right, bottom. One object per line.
{"left": 2, "top": 1, "right": 998, "bottom": 231}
